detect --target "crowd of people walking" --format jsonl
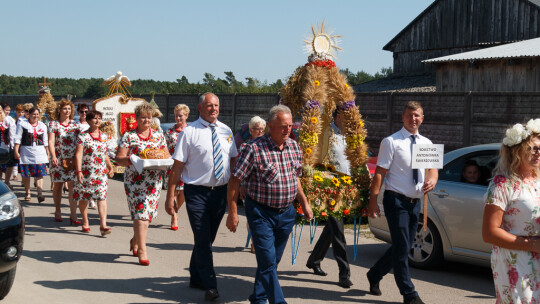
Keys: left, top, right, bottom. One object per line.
{"left": 5, "top": 92, "right": 540, "bottom": 304}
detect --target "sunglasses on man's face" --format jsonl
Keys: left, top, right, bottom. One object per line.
{"left": 79, "top": 111, "right": 88, "bottom": 114}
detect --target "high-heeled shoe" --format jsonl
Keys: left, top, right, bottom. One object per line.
{"left": 54, "top": 216, "right": 63, "bottom": 222}
{"left": 129, "top": 238, "right": 138, "bottom": 257}
{"left": 81, "top": 226, "right": 90, "bottom": 233}
{"left": 70, "top": 218, "right": 81, "bottom": 226}
{"left": 100, "top": 227, "right": 112, "bottom": 236}
{"left": 170, "top": 226, "right": 178, "bottom": 231}
{"left": 138, "top": 251, "right": 149, "bottom": 266}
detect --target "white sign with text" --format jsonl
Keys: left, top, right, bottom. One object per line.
{"left": 412, "top": 144, "right": 444, "bottom": 169}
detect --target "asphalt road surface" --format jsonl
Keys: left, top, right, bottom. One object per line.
{"left": 5, "top": 175, "right": 495, "bottom": 303}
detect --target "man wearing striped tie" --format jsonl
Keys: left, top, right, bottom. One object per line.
{"left": 367, "top": 101, "right": 438, "bottom": 304}
{"left": 165, "top": 92, "right": 238, "bottom": 302}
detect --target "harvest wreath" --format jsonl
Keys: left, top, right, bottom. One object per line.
{"left": 280, "top": 23, "right": 371, "bottom": 223}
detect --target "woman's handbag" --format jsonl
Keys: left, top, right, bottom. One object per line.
{"left": 61, "top": 158, "right": 76, "bottom": 171}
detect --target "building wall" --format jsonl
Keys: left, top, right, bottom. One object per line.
{"left": 434, "top": 58, "right": 540, "bottom": 91}
{"left": 386, "top": 0, "right": 540, "bottom": 75}
{"left": 393, "top": 47, "right": 479, "bottom": 75}
{"left": 357, "top": 92, "right": 540, "bottom": 153}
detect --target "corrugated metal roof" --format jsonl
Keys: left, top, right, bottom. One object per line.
{"left": 422, "top": 37, "right": 540, "bottom": 63}
{"left": 530, "top": 0, "right": 540, "bottom": 7}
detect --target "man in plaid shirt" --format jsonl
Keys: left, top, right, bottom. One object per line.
{"left": 227, "top": 104, "right": 313, "bottom": 304}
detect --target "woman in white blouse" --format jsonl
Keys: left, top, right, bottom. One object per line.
{"left": 13, "top": 107, "right": 49, "bottom": 202}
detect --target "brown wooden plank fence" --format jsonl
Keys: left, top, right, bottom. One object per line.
{"left": 3, "top": 92, "right": 540, "bottom": 153}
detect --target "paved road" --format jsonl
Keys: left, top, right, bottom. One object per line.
{"left": 5, "top": 176, "right": 495, "bottom": 303}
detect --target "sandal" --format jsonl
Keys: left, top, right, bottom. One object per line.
{"left": 24, "top": 194, "right": 31, "bottom": 202}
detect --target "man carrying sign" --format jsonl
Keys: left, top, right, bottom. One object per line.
{"left": 367, "top": 101, "right": 438, "bottom": 304}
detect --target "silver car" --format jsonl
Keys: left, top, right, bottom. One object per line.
{"left": 369, "top": 143, "right": 500, "bottom": 269}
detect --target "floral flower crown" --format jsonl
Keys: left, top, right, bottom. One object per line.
{"left": 503, "top": 119, "right": 540, "bottom": 147}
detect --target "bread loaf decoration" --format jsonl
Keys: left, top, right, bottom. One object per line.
{"left": 139, "top": 149, "right": 166, "bottom": 159}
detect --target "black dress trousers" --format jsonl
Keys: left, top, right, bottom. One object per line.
{"left": 307, "top": 216, "right": 350, "bottom": 279}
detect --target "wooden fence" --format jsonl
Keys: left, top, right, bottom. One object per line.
{"left": 3, "top": 92, "right": 540, "bottom": 153}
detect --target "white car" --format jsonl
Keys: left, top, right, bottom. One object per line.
{"left": 369, "top": 144, "right": 500, "bottom": 269}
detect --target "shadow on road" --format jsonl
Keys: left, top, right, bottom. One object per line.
{"left": 347, "top": 242, "right": 494, "bottom": 299}
{"left": 24, "top": 249, "right": 134, "bottom": 265}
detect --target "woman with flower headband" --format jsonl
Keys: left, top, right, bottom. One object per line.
{"left": 73, "top": 110, "right": 114, "bottom": 235}
{"left": 164, "top": 104, "right": 189, "bottom": 231}
{"left": 116, "top": 102, "right": 170, "bottom": 266}
{"left": 48, "top": 99, "right": 82, "bottom": 224}
{"left": 483, "top": 118, "right": 540, "bottom": 303}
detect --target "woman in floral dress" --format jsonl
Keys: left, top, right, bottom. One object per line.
{"left": 164, "top": 104, "right": 189, "bottom": 230}
{"left": 74, "top": 110, "right": 114, "bottom": 235}
{"left": 48, "top": 99, "right": 81, "bottom": 224}
{"left": 116, "top": 103, "right": 170, "bottom": 266}
{"left": 483, "top": 119, "right": 540, "bottom": 303}
{"left": 13, "top": 107, "right": 49, "bottom": 202}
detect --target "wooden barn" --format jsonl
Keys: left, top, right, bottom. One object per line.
{"left": 384, "top": 0, "right": 540, "bottom": 76}
{"left": 423, "top": 37, "right": 540, "bottom": 91}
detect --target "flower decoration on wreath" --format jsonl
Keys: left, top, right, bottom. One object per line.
{"left": 280, "top": 22, "right": 371, "bottom": 222}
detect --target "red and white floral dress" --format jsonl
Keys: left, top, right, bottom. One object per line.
{"left": 164, "top": 126, "right": 184, "bottom": 190}
{"left": 48, "top": 120, "right": 81, "bottom": 182}
{"left": 73, "top": 131, "right": 109, "bottom": 202}
{"left": 485, "top": 175, "right": 540, "bottom": 304}
{"left": 120, "top": 130, "right": 167, "bottom": 222}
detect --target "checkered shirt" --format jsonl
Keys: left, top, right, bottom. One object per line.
{"left": 232, "top": 134, "right": 302, "bottom": 209}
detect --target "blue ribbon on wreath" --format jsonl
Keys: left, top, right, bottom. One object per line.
{"left": 245, "top": 230, "right": 252, "bottom": 248}
{"left": 309, "top": 218, "right": 318, "bottom": 244}
{"left": 291, "top": 222, "right": 304, "bottom": 265}
{"left": 353, "top": 216, "right": 360, "bottom": 261}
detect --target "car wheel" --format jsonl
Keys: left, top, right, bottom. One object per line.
{"left": 409, "top": 220, "right": 443, "bottom": 269}
{"left": 0, "top": 266, "right": 17, "bottom": 300}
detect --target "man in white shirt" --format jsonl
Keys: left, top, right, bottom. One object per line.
{"left": 306, "top": 111, "right": 352, "bottom": 288}
{"left": 165, "top": 92, "right": 238, "bottom": 302}
{"left": 367, "top": 101, "right": 438, "bottom": 304}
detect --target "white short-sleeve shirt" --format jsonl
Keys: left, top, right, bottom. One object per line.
{"left": 172, "top": 117, "right": 238, "bottom": 187}
{"left": 377, "top": 126, "right": 432, "bottom": 199}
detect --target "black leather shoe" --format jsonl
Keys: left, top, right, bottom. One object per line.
{"left": 189, "top": 281, "right": 204, "bottom": 290}
{"left": 306, "top": 263, "right": 327, "bottom": 276}
{"left": 205, "top": 289, "right": 219, "bottom": 301}
{"left": 404, "top": 296, "right": 424, "bottom": 304}
{"left": 367, "top": 271, "right": 382, "bottom": 296}
{"left": 337, "top": 278, "right": 353, "bottom": 288}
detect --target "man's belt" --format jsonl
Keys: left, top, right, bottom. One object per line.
{"left": 248, "top": 197, "right": 291, "bottom": 214}
{"left": 185, "top": 184, "right": 227, "bottom": 191}
{"left": 385, "top": 190, "right": 420, "bottom": 204}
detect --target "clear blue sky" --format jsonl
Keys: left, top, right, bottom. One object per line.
{"left": 0, "top": 0, "right": 433, "bottom": 83}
